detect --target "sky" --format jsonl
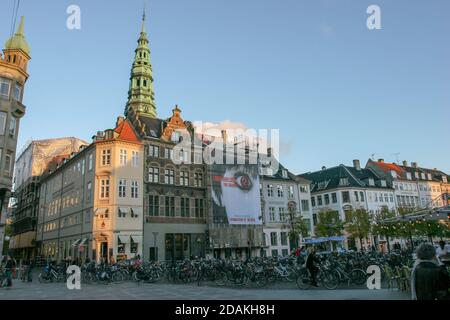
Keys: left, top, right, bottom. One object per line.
{"left": 1, "top": 0, "right": 449, "bottom": 174}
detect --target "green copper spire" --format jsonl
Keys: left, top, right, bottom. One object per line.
{"left": 4, "top": 16, "right": 31, "bottom": 56}
{"left": 125, "top": 10, "right": 157, "bottom": 118}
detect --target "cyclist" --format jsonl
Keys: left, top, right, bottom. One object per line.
{"left": 306, "top": 247, "right": 319, "bottom": 287}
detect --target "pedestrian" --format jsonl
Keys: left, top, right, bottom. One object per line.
{"left": 411, "top": 243, "right": 450, "bottom": 300}
{"left": 4, "top": 255, "right": 14, "bottom": 287}
{"left": 306, "top": 247, "right": 319, "bottom": 287}
{"left": 436, "top": 241, "right": 449, "bottom": 266}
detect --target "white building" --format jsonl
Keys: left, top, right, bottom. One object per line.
{"left": 260, "top": 165, "right": 313, "bottom": 257}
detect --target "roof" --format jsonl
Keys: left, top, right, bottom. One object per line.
{"left": 300, "top": 164, "right": 391, "bottom": 192}
{"left": 114, "top": 118, "right": 141, "bottom": 143}
{"left": 4, "top": 17, "right": 31, "bottom": 56}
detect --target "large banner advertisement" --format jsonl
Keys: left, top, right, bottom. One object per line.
{"left": 211, "top": 164, "right": 262, "bottom": 225}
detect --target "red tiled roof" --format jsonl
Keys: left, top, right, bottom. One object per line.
{"left": 372, "top": 161, "right": 405, "bottom": 176}
{"left": 114, "top": 119, "right": 141, "bottom": 143}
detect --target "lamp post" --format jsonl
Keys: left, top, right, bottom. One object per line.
{"left": 152, "top": 232, "right": 158, "bottom": 261}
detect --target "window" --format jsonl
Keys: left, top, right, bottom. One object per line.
{"left": 165, "top": 196, "right": 175, "bottom": 217}
{"left": 101, "top": 149, "right": 111, "bottom": 166}
{"left": 148, "top": 167, "right": 159, "bottom": 183}
{"left": 165, "top": 148, "right": 174, "bottom": 159}
{"left": 194, "top": 172, "right": 203, "bottom": 187}
{"left": 132, "top": 151, "right": 139, "bottom": 167}
{"left": 4, "top": 150, "right": 13, "bottom": 175}
{"left": 271, "top": 250, "right": 278, "bottom": 257}
{"left": 288, "top": 186, "right": 294, "bottom": 198}
{"left": 181, "top": 197, "right": 190, "bottom": 217}
{"left": 0, "top": 78, "right": 11, "bottom": 99}
{"left": 332, "top": 193, "right": 337, "bottom": 203}
{"left": 180, "top": 171, "right": 189, "bottom": 186}
{"left": 354, "top": 191, "right": 359, "bottom": 202}
{"left": 324, "top": 194, "right": 330, "bottom": 205}
{"left": 171, "top": 131, "right": 180, "bottom": 142}
{"left": 267, "top": 185, "right": 274, "bottom": 197}
{"left": 339, "top": 178, "right": 349, "bottom": 186}
{"left": 384, "top": 193, "right": 389, "bottom": 202}
{"left": 195, "top": 199, "right": 204, "bottom": 218}
{"left": 380, "top": 180, "right": 387, "bottom": 187}
{"left": 300, "top": 185, "right": 308, "bottom": 193}
{"left": 148, "top": 195, "right": 159, "bottom": 216}
{"left": 313, "top": 213, "right": 318, "bottom": 225}
{"left": 88, "top": 154, "right": 93, "bottom": 171}
{"left": 360, "top": 192, "right": 365, "bottom": 202}
{"left": 280, "top": 232, "right": 288, "bottom": 246}
{"left": 87, "top": 182, "right": 92, "bottom": 202}
{"left": 119, "top": 149, "right": 127, "bottom": 165}
{"left": 148, "top": 145, "right": 159, "bottom": 158}
{"left": 270, "top": 233, "right": 278, "bottom": 246}
{"left": 9, "top": 117, "right": 17, "bottom": 137}
{"left": 368, "top": 178, "right": 375, "bottom": 186}
{"left": 282, "top": 170, "right": 288, "bottom": 178}
{"left": 389, "top": 194, "right": 394, "bottom": 203}
{"left": 100, "top": 179, "right": 110, "bottom": 199}
{"left": 119, "top": 179, "right": 127, "bottom": 198}
{"left": 131, "top": 181, "right": 139, "bottom": 198}
{"left": 277, "top": 185, "right": 284, "bottom": 197}
{"left": 165, "top": 169, "right": 175, "bottom": 185}
{"left": 317, "top": 195, "right": 323, "bottom": 206}
{"left": 342, "top": 191, "right": 350, "bottom": 203}
{"left": 279, "top": 207, "right": 286, "bottom": 221}
{"left": 0, "top": 112, "right": 7, "bottom": 135}
{"left": 269, "top": 207, "right": 276, "bottom": 221}
{"left": 311, "top": 196, "right": 316, "bottom": 207}
{"left": 301, "top": 200, "right": 309, "bottom": 212}
{"left": 13, "top": 83, "right": 22, "bottom": 101}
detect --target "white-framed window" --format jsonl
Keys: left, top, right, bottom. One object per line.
{"left": 301, "top": 200, "right": 309, "bottom": 212}
{"left": 269, "top": 207, "right": 276, "bottom": 222}
{"left": 148, "top": 167, "right": 159, "bottom": 183}
{"left": 100, "top": 179, "right": 110, "bottom": 199}
{"left": 278, "top": 207, "right": 286, "bottom": 221}
{"left": 13, "top": 83, "right": 22, "bottom": 101}
{"left": 88, "top": 154, "right": 93, "bottom": 171}
{"left": 288, "top": 186, "right": 294, "bottom": 198}
{"left": 132, "top": 151, "right": 139, "bottom": 167}
{"left": 180, "top": 171, "right": 189, "bottom": 186}
{"left": 165, "top": 169, "right": 175, "bottom": 185}
{"left": 9, "top": 117, "right": 17, "bottom": 137}
{"left": 194, "top": 172, "right": 203, "bottom": 188}
{"left": 270, "top": 232, "right": 278, "bottom": 246}
{"left": 119, "top": 179, "right": 127, "bottom": 198}
{"left": 277, "top": 185, "right": 284, "bottom": 197}
{"left": 147, "top": 145, "right": 159, "bottom": 158}
{"left": 300, "top": 185, "right": 308, "bottom": 193}
{"left": 282, "top": 170, "right": 288, "bottom": 179}
{"left": 120, "top": 149, "right": 127, "bottom": 166}
{"left": 165, "top": 148, "right": 173, "bottom": 160}
{"left": 267, "top": 185, "right": 274, "bottom": 197}
{"left": 131, "top": 181, "right": 138, "bottom": 198}
{"left": 0, "top": 112, "right": 7, "bottom": 135}
{"left": 87, "top": 182, "right": 92, "bottom": 202}
{"left": 0, "top": 77, "right": 11, "bottom": 99}
{"left": 101, "top": 149, "right": 111, "bottom": 166}
{"left": 4, "top": 150, "right": 13, "bottom": 175}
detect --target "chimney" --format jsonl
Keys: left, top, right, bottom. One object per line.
{"left": 411, "top": 162, "right": 418, "bottom": 168}
{"left": 116, "top": 116, "right": 125, "bottom": 127}
{"left": 221, "top": 130, "right": 228, "bottom": 144}
{"left": 353, "top": 160, "right": 361, "bottom": 171}
{"left": 402, "top": 160, "right": 408, "bottom": 167}
{"left": 378, "top": 159, "right": 384, "bottom": 163}
{"left": 321, "top": 166, "right": 326, "bottom": 170}
{"left": 267, "top": 147, "right": 272, "bottom": 157}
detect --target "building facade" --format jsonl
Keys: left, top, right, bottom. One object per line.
{"left": 0, "top": 17, "right": 31, "bottom": 257}
{"left": 260, "top": 165, "right": 312, "bottom": 257}
{"left": 36, "top": 118, "right": 144, "bottom": 263}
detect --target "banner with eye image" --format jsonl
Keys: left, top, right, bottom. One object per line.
{"left": 210, "top": 163, "right": 262, "bottom": 225}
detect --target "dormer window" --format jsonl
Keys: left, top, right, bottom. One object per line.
{"left": 391, "top": 170, "right": 397, "bottom": 179}
{"left": 368, "top": 178, "right": 375, "bottom": 186}
{"left": 406, "top": 172, "right": 412, "bottom": 180}
{"left": 171, "top": 131, "right": 180, "bottom": 142}
{"left": 318, "top": 181, "right": 327, "bottom": 190}
{"left": 427, "top": 173, "right": 432, "bottom": 181}
{"left": 443, "top": 176, "right": 448, "bottom": 184}
{"left": 282, "top": 170, "right": 288, "bottom": 179}
{"left": 421, "top": 173, "right": 426, "bottom": 180}
{"left": 415, "top": 172, "right": 419, "bottom": 179}
{"left": 380, "top": 180, "right": 387, "bottom": 187}
{"left": 339, "top": 178, "right": 349, "bottom": 186}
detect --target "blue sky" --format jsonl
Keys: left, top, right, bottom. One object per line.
{"left": 1, "top": 0, "right": 449, "bottom": 174}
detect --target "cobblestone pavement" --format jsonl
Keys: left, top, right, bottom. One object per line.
{"left": 0, "top": 277, "right": 410, "bottom": 300}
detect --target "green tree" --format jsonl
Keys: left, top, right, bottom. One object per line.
{"left": 372, "top": 208, "right": 396, "bottom": 252}
{"left": 345, "top": 209, "right": 371, "bottom": 251}
{"left": 315, "top": 210, "right": 345, "bottom": 251}
{"left": 286, "top": 209, "right": 310, "bottom": 248}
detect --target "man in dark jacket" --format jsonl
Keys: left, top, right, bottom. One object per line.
{"left": 412, "top": 243, "right": 450, "bottom": 300}
{"left": 306, "top": 247, "right": 319, "bottom": 287}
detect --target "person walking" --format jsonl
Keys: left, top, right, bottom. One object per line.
{"left": 306, "top": 247, "right": 319, "bottom": 287}
{"left": 411, "top": 243, "right": 450, "bottom": 300}
{"left": 4, "top": 255, "right": 14, "bottom": 288}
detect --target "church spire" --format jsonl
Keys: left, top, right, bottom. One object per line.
{"left": 125, "top": 10, "right": 157, "bottom": 118}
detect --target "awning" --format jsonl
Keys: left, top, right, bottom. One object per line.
{"left": 8, "top": 235, "right": 18, "bottom": 249}
{"left": 78, "top": 238, "right": 88, "bottom": 247}
{"left": 118, "top": 235, "right": 131, "bottom": 243}
{"left": 131, "top": 235, "right": 142, "bottom": 243}
{"left": 71, "top": 239, "right": 81, "bottom": 247}
{"left": 18, "top": 231, "right": 36, "bottom": 248}
{"left": 304, "top": 236, "right": 346, "bottom": 244}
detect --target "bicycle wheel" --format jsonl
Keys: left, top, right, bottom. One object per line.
{"left": 254, "top": 273, "right": 268, "bottom": 288}
{"left": 320, "top": 271, "right": 339, "bottom": 290}
{"left": 296, "top": 268, "right": 310, "bottom": 290}
{"left": 215, "top": 271, "right": 227, "bottom": 287}
{"left": 286, "top": 267, "right": 297, "bottom": 282}
{"left": 350, "top": 269, "right": 367, "bottom": 286}
{"left": 112, "top": 272, "right": 124, "bottom": 283}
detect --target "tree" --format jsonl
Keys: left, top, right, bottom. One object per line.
{"left": 314, "top": 210, "right": 345, "bottom": 251}
{"left": 371, "top": 208, "right": 396, "bottom": 252}
{"left": 345, "top": 209, "right": 371, "bottom": 251}
{"left": 286, "top": 208, "right": 310, "bottom": 248}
